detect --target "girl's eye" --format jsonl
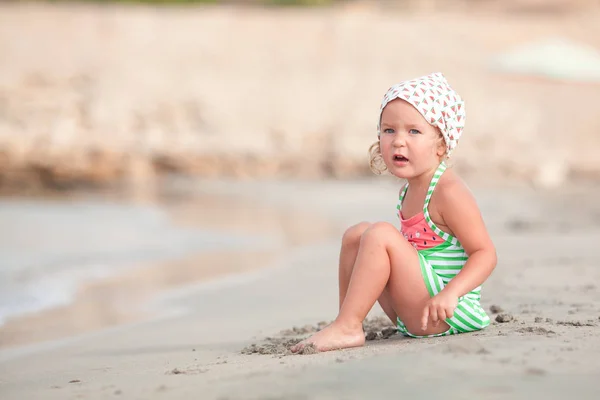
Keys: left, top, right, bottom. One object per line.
{"left": 384, "top": 128, "right": 394, "bottom": 134}
{"left": 409, "top": 129, "right": 421, "bottom": 135}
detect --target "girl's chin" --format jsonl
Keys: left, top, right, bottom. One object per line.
{"left": 386, "top": 163, "right": 412, "bottom": 178}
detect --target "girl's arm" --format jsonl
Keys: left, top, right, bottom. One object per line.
{"left": 437, "top": 179, "right": 497, "bottom": 298}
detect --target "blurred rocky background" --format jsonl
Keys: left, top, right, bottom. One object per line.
{"left": 1, "top": 0, "right": 599, "bottom": 194}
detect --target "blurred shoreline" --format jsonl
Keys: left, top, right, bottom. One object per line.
{"left": 0, "top": 181, "right": 342, "bottom": 351}
{"left": 0, "top": 248, "right": 277, "bottom": 350}
{"left": 1, "top": 2, "right": 600, "bottom": 195}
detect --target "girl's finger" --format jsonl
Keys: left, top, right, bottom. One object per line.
{"left": 438, "top": 308, "right": 447, "bottom": 322}
{"left": 421, "top": 305, "right": 430, "bottom": 331}
{"left": 429, "top": 305, "right": 439, "bottom": 323}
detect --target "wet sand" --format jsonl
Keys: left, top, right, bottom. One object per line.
{"left": 0, "top": 187, "right": 340, "bottom": 350}
{"left": 1, "top": 178, "right": 599, "bottom": 399}
{"left": 0, "top": 250, "right": 275, "bottom": 349}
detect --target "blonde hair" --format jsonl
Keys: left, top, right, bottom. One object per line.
{"left": 369, "top": 141, "right": 387, "bottom": 175}
{"left": 368, "top": 130, "right": 448, "bottom": 176}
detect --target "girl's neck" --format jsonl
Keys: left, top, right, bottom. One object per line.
{"left": 406, "top": 162, "right": 442, "bottom": 190}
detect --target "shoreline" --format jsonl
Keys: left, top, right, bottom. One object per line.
{"left": 0, "top": 249, "right": 276, "bottom": 351}
{"left": 0, "top": 184, "right": 343, "bottom": 353}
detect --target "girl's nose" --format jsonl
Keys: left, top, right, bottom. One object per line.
{"left": 392, "top": 133, "right": 406, "bottom": 147}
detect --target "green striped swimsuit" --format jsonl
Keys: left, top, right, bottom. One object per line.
{"left": 395, "top": 162, "right": 490, "bottom": 338}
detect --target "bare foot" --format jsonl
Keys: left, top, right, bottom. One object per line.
{"left": 290, "top": 321, "right": 365, "bottom": 353}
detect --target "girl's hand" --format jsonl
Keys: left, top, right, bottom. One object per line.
{"left": 421, "top": 290, "right": 458, "bottom": 331}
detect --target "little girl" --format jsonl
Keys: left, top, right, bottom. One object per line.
{"left": 292, "top": 72, "right": 497, "bottom": 353}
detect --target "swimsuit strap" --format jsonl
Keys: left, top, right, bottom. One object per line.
{"left": 397, "top": 162, "right": 445, "bottom": 215}
{"left": 423, "top": 162, "right": 459, "bottom": 245}
{"left": 422, "top": 162, "right": 447, "bottom": 213}
{"left": 397, "top": 183, "right": 409, "bottom": 210}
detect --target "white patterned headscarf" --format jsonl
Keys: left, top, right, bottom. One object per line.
{"left": 377, "top": 72, "right": 466, "bottom": 158}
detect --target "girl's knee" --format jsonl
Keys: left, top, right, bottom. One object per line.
{"left": 342, "top": 222, "right": 371, "bottom": 246}
{"left": 362, "top": 222, "right": 397, "bottom": 241}
{"left": 361, "top": 222, "right": 410, "bottom": 250}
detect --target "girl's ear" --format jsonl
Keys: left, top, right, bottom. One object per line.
{"left": 436, "top": 141, "right": 446, "bottom": 157}
{"left": 435, "top": 130, "right": 446, "bottom": 157}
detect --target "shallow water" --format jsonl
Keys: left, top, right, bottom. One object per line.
{"left": 0, "top": 197, "right": 278, "bottom": 326}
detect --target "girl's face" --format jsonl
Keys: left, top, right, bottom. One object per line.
{"left": 379, "top": 99, "right": 446, "bottom": 180}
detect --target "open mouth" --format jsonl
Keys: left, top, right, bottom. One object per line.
{"left": 393, "top": 155, "right": 408, "bottom": 162}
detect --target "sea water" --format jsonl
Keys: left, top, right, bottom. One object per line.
{"left": 0, "top": 198, "right": 277, "bottom": 326}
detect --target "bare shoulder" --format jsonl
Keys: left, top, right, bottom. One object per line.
{"left": 433, "top": 167, "right": 495, "bottom": 255}
{"left": 426, "top": 169, "right": 480, "bottom": 236}
{"left": 431, "top": 169, "right": 482, "bottom": 234}
{"left": 433, "top": 169, "right": 480, "bottom": 215}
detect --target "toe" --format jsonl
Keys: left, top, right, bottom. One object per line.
{"left": 290, "top": 343, "right": 303, "bottom": 353}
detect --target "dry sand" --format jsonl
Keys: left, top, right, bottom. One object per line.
{"left": 1, "top": 177, "right": 600, "bottom": 399}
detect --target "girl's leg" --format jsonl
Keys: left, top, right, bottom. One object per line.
{"left": 291, "top": 222, "right": 449, "bottom": 353}
{"left": 339, "top": 222, "right": 396, "bottom": 323}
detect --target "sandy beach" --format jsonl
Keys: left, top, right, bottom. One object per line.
{"left": 1, "top": 176, "right": 600, "bottom": 399}
{"left": 1, "top": 2, "right": 600, "bottom": 399}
